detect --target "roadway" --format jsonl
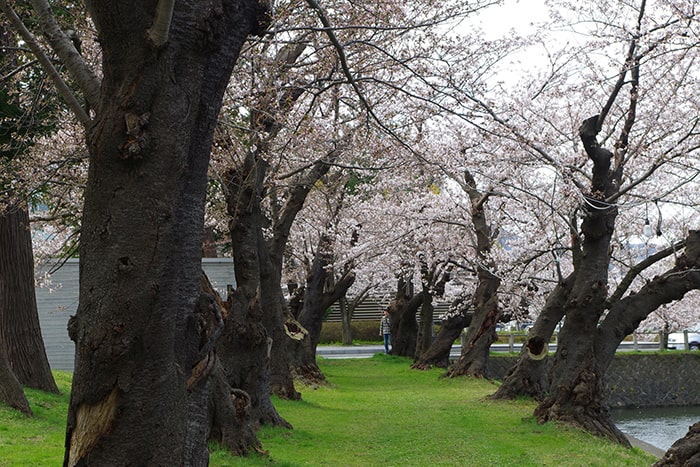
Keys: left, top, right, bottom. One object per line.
{"left": 316, "top": 341, "right": 661, "bottom": 359}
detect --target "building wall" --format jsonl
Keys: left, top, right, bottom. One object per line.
{"left": 35, "top": 258, "right": 236, "bottom": 372}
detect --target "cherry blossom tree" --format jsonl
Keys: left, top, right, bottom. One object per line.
{"left": 0, "top": 15, "right": 61, "bottom": 399}
{"left": 465, "top": 0, "right": 700, "bottom": 446}
{"left": 208, "top": 0, "right": 504, "bottom": 390}
{"left": 2, "top": 0, "right": 272, "bottom": 463}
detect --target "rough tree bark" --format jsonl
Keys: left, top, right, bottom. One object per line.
{"left": 595, "top": 230, "right": 700, "bottom": 381}
{"left": 0, "top": 332, "right": 31, "bottom": 415}
{"left": 258, "top": 235, "right": 302, "bottom": 401}
{"left": 3, "top": 0, "right": 274, "bottom": 464}
{"left": 533, "top": 115, "right": 627, "bottom": 445}
{"left": 557, "top": 231, "right": 700, "bottom": 455}
{"left": 532, "top": 24, "right": 693, "bottom": 445}
{"left": 444, "top": 170, "right": 501, "bottom": 378}
{"left": 415, "top": 255, "right": 434, "bottom": 360}
{"left": 211, "top": 272, "right": 285, "bottom": 453}
{"left": 414, "top": 255, "right": 452, "bottom": 361}
{"left": 223, "top": 150, "right": 343, "bottom": 401}
{"left": 183, "top": 272, "right": 228, "bottom": 464}
{"left": 263, "top": 154, "right": 344, "bottom": 398}
{"left": 387, "top": 275, "right": 422, "bottom": 357}
{"left": 223, "top": 39, "right": 308, "bottom": 401}
{"left": 412, "top": 294, "right": 472, "bottom": 369}
{"left": 0, "top": 201, "right": 58, "bottom": 393}
{"left": 291, "top": 233, "right": 355, "bottom": 384}
{"left": 222, "top": 156, "right": 292, "bottom": 427}
{"left": 654, "top": 421, "right": 700, "bottom": 467}
{"left": 219, "top": 39, "right": 350, "bottom": 400}
{"left": 490, "top": 273, "right": 575, "bottom": 400}
{"left": 207, "top": 359, "right": 262, "bottom": 456}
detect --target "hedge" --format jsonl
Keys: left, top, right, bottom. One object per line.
{"left": 319, "top": 320, "right": 382, "bottom": 343}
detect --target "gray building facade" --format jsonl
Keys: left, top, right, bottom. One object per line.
{"left": 35, "top": 258, "right": 236, "bottom": 372}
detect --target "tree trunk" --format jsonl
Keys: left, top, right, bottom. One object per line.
{"left": 216, "top": 287, "right": 291, "bottom": 430}
{"left": 596, "top": 231, "right": 700, "bottom": 364}
{"left": 414, "top": 254, "right": 434, "bottom": 360}
{"left": 387, "top": 276, "right": 422, "bottom": 357}
{"left": 490, "top": 273, "right": 574, "bottom": 400}
{"left": 223, "top": 149, "right": 340, "bottom": 402}
{"left": 0, "top": 201, "right": 58, "bottom": 393}
{"left": 653, "top": 421, "right": 700, "bottom": 467}
{"left": 221, "top": 41, "right": 332, "bottom": 401}
{"left": 222, "top": 152, "right": 300, "bottom": 404}
{"left": 264, "top": 156, "right": 342, "bottom": 398}
{"left": 63, "top": 2, "right": 268, "bottom": 465}
{"left": 578, "top": 231, "right": 700, "bottom": 450}
{"left": 292, "top": 233, "right": 355, "bottom": 384}
{"left": 183, "top": 272, "right": 227, "bottom": 467}
{"left": 207, "top": 360, "right": 263, "bottom": 456}
{"left": 339, "top": 286, "right": 372, "bottom": 346}
{"left": 415, "top": 290, "right": 434, "bottom": 360}
{"left": 223, "top": 158, "right": 293, "bottom": 427}
{"left": 445, "top": 170, "right": 500, "bottom": 378}
{"left": 534, "top": 116, "right": 628, "bottom": 446}
{"left": 259, "top": 241, "right": 302, "bottom": 401}
{"left": 413, "top": 312, "right": 470, "bottom": 370}
{"left": 202, "top": 225, "right": 218, "bottom": 258}
{"left": 412, "top": 296, "right": 472, "bottom": 370}
{"left": 0, "top": 332, "right": 31, "bottom": 416}
{"left": 445, "top": 268, "right": 500, "bottom": 378}
{"left": 339, "top": 296, "right": 353, "bottom": 345}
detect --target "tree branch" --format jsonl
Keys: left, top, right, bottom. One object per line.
{"left": 596, "top": 0, "right": 645, "bottom": 132}
{"left": 0, "top": 0, "right": 91, "bottom": 124}
{"left": 147, "top": 0, "right": 175, "bottom": 48}
{"left": 28, "top": 0, "right": 101, "bottom": 113}
{"left": 607, "top": 239, "right": 686, "bottom": 306}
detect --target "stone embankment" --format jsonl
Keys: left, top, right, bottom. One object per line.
{"left": 488, "top": 353, "right": 700, "bottom": 408}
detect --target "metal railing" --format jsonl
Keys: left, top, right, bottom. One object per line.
{"left": 488, "top": 330, "right": 698, "bottom": 353}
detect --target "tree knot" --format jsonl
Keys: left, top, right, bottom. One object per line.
{"left": 120, "top": 112, "right": 150, "bottom": 159}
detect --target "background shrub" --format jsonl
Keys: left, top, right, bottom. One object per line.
{"left": 320, "top": 320, "right": 381, "bottom": 343}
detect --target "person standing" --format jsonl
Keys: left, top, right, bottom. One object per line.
{"left": 379, "top": 309, "right": 391, "bottom": 354}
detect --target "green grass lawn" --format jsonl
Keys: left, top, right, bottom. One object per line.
{"left": 0, "top": 371, "right": 71, "bottom": 465}
{"left": 1, "top": 356, "right": 656, "bottom": 466}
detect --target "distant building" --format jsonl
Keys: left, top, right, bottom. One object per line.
{"left": 35, "top": 258, "right": 236, "bottom": 372}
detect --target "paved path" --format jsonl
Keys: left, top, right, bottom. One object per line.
{"left": 626, "top": 435, "right": 666, "bottom": 459}
{"left": 316, "top": 341, "right": 659, "bottom": 359}
{"left": 317, "top": 344, "right": 466, "bottom": 359}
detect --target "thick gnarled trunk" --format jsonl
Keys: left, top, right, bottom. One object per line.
{"left": 490, "top": 273, "right": 574, "bottom": 400}
{"left": 64, "top": 2, "right": 268, "bottom": 464}
{"left": 388, "top": 277, "right": 422, "bottom": 357}
{"left": 445, "top": 170, "right": 500, "bottom": 378}
{"left": 412, "top": 310, "right": 470, "bottom": 370}
{"left": 415, "top": 290, "right": 434, "bottom": 360}
{"left": 0, "top": 333, "right": 31, "bottom": 415}
{"left": 534, "top": 116, "right": 627, "bottom": 446}
{"left": 0, "top": 202, "right": 58, "bottom": 393}
{"left": 259, "top": 242, "right": 301, "bottom": 401}
{"left": 291, "top": 234, "right": 355, "bottom": 383}
{"left": 445, "top": 269, "right": 500, "bottom": 378}
{"left": 654, "top": 421, "right": 700, "bottom": 467}
{"left": 223, "top": 158, "right": 293, "bottom": 426}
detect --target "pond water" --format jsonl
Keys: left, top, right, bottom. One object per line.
{"left": 612, "top": 406, "right": 700, "bottom": 451}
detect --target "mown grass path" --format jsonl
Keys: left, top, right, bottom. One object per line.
{"left": 0, "top": 356, "right": 656, "bottom": 466}
{"left": 212, "top": 355, "right": 656, "bottom": 466}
